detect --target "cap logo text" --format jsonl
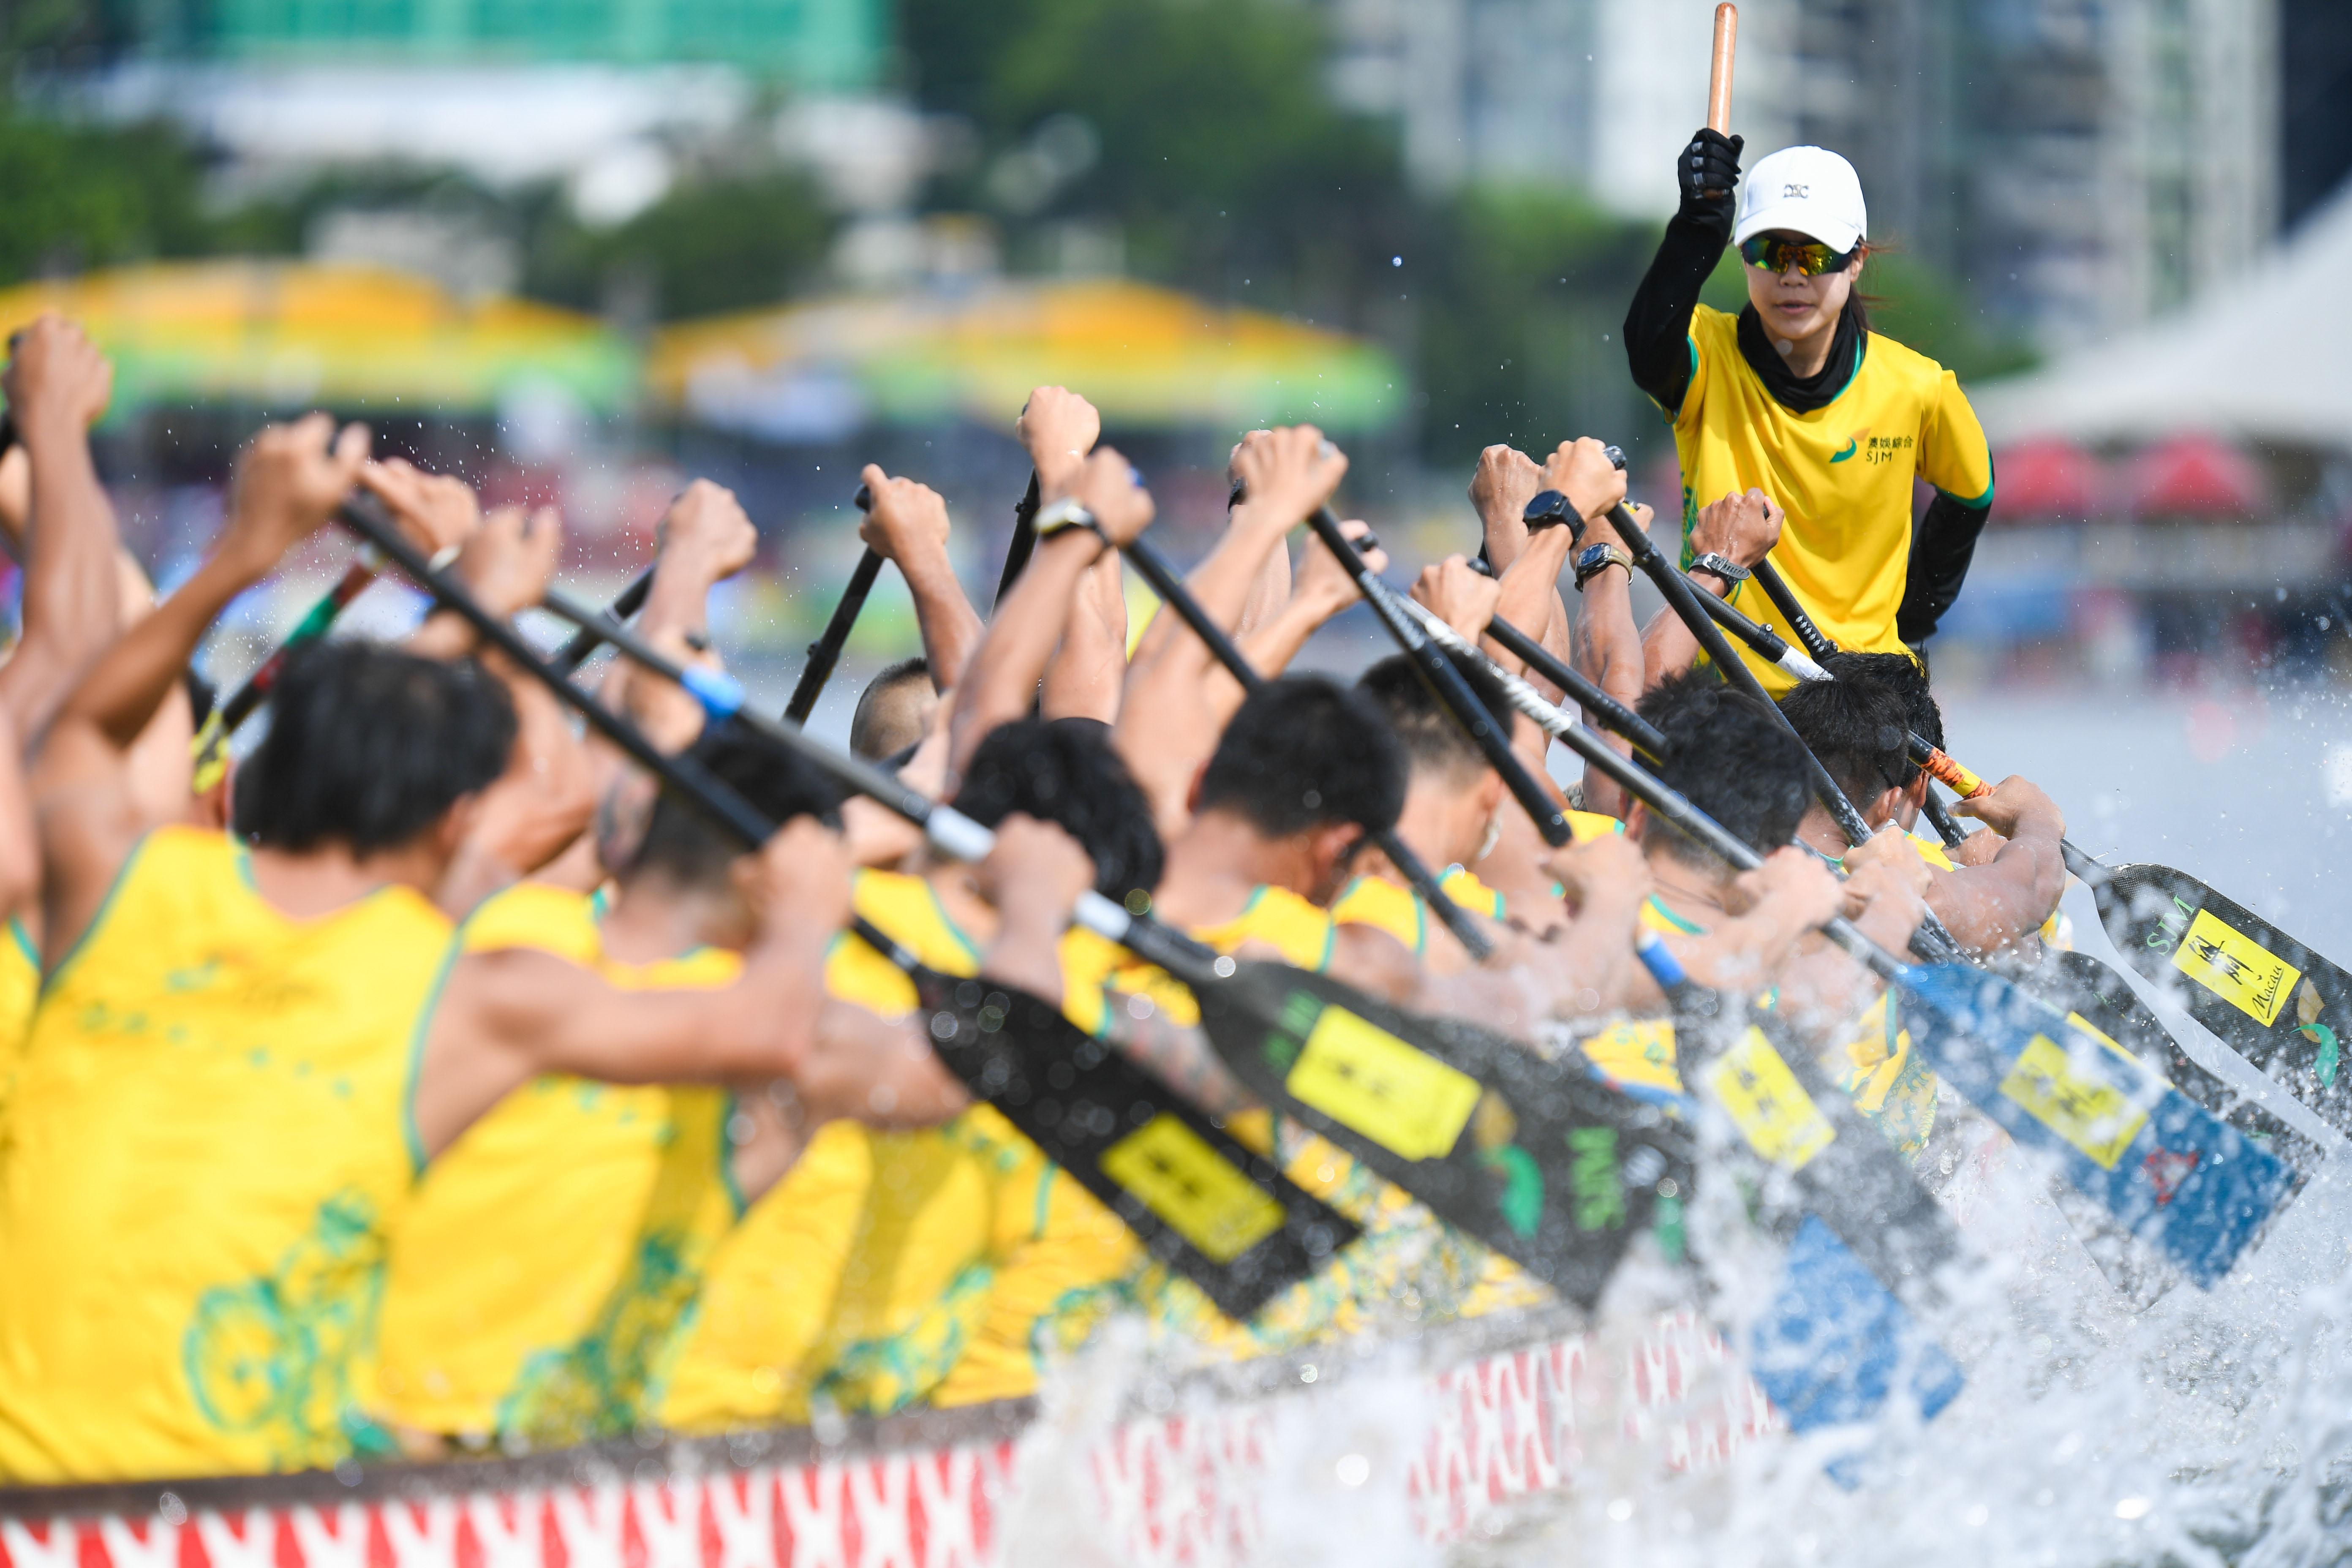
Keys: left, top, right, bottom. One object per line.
{"left": 1783, "top": 183, "right": 1810, "bottom": 198}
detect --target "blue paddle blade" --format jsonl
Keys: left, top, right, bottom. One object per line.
{"left": 1749, "top": 1214, "right": 1966, "bottom": 1443}
{"left": 1898, "top": 963, "right": 2299, "bottom": 1289}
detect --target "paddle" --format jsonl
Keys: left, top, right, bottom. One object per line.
{"left": 1713, "top": 568, "right": 2332, "bottom": 1149}
{"left": 1299, "top": 506, "right": 1573, "bottom": 849}
{"left": 1637, "top": 934, "right": 1971, "bottom": 1440}
{"left": 548, "top": 566, "right": 657, "bottom": 676}
{"left": 189, "top": 553, "right": 385, "bottom": 792}
{"left": 520, "top": 569, "right": 1693, "bottom": 1309}
{"left": 994, "top": 472, "right": 1043, "bottom": 609}
{"left": 783, "top": 485, "right": 886, "bottom": 725}
{"left": 1491, "top": 669, "right": 2299, "bottom": 1288}
{"left": 1115, "top": 530, "right": 1497, "bottom": 963}
{"left": 1593, "top": 466, "right": 1967, "bottom": 966}
{"left": 333, "top": 490, "right": 1354, "bottom": 1319}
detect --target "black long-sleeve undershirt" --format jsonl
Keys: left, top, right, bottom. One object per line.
{"left": 1898, "top": 487, "right": 1993, "bottom": 644}
{"left": 1624, "top": 203, "right": 1733, "bottom": 416}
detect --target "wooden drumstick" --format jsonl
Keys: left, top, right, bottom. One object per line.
{"left": 1707, "top": 3, "right": 1739, "bottom": 134}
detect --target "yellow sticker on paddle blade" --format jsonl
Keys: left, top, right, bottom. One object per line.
{"left": 1999, "top": 1032, "right": 2148, "bottom": 1170}
{"left": 1703, "top": 1027, "right": 1835, "bottom": 1171}
{"left": 1099, "top": 1113, "right": 1286, "bottom": 1264}
{"left": 1283, "top": 1004, "right": 1482, "bottom": 1162}
{"left": 2172, "top": 909, "right": 2302, "bottom": 1027}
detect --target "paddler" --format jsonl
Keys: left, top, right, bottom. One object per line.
{"left": 1623, "top": 133, "right": 1995, "bottom": 689}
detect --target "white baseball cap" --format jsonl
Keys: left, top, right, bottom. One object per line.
{"left": 1734, "top": 146, "right": 1867, "bottom": 254}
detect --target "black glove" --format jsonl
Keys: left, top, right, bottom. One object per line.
{"left": 1677, "top": 128, "right": 1744, "bottom": 210}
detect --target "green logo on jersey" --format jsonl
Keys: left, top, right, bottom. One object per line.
{"left": 1829, "top": 436, "right": 1858, "bottom": 463}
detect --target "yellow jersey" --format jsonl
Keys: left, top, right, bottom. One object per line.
{"left": 0, "top": 828, "right": 456, "bottom": 1482}
{"left": 0, "top": 917, "right": 43, "bottom": 1133}
{"left": 1673, "top": 305, "right": 1994, "bottom": 692}
{"left": 372, "top": 884, "right": 743, "bottom": 1447}
{"left": 655, "top": 868, "right": 1132, "bottom": 1428}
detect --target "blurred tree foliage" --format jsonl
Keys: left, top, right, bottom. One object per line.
{"left": 524, "top": 169, "right": 836, "bottom": 321}
{"left": 0, "top": 117, "right": 227, "bottom": 281}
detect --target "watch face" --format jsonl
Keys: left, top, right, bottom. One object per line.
{"left": 1523, "top": 489, "right": 1571, "bottom": 527}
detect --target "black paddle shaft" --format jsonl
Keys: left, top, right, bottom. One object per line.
{"left": 1119, "top": 533, "right": 1497, "bottom": 963}
{"left": 994, "top": 471, "right": 1043, "bottom": 609}
{"left": 1303, "top": 506, "right": 1573, "bottom": 848}
{"left": 1750, "top": 558, "right": 1838, "bottom": 661}
{"left": 549, "top": 566, "right": 656, "bottom": 677}
{"left": 784, "top": 485, "right": 887, "bottom": 726}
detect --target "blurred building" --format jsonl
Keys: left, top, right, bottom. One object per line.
{"left": 1320, "top": 0, "right": 2284, "bottom": 350}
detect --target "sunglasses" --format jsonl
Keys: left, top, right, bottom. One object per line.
{"left": 1740, "top": 236, "right": 1858, "bottom": 277}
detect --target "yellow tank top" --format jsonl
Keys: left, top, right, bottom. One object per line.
{"left": 372, "top": 884, "right": 742, "bottom": 1447}
{"left": 0, "top": 828, "right": 455, "bottom": 1482}
{"left": 656, "top": 869, "right": 1136, "bottom": 1427}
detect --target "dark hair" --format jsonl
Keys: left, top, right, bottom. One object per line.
{"left": 1198, "top": 675, "right": 1406, "bottom": 841}
{"left": 241, "top": 641, "right": 515, "bottom": 855}
{"left": 1357, "top": 651, "right": 1513, "bottom": 781}
{"left": 631, "top": 723, "right": 845, "bottom": 889}
{"left": 850, "top": 657, "right": 934, "bottom": 761}
{"left": 1775, "top": 651, "right": 1938, "bottom": 805}
{"left": 952, "top": 717, "right": 1162, "bottom": 901}
{"left": 1635, "top": 670, "right": 1810, "bottom": 866}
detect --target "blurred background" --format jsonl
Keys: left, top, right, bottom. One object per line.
{"left": 0, "top": 0, "right": 2348, "bottom": 712}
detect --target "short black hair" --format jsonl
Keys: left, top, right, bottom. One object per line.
{"left": 1198, "top": 675, "right": 1406, "bottom": 841}
{"left": 1776, "top": 651, "right": 1937, "bottom": 805}
{"left": 1635, "top": 670, "right": 1810, "bottom": 866}
{"left": 1357, "top": 651, "right": 1514, "bottom": 781}
{"left": 850, "top": 657, "right": 934, "bottom": 761}
{"left": 952, "top": 717, "right": 1162, "bottom": 901}
{"left": 241, "top": 641, "right": 516, "bottom": 855}
{"left": 632, "top": 723, "right": 845, "bottom": 888}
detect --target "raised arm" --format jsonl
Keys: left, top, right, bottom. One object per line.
{"left": 947, "top": 448, "right": 1154, "bottom": 782}
{"left": 0, "top": 317, "right": 129, "bottom": 744}
{"left": 415, "top": 816, "right": 853, "bottom": 1156}
{"left": 856, "top": 467, "right": 983, "bottom": 692}
{"left": 1934, "top": 774, "right": 2068, "bottom": 956}
{"left": 33, "top": 416, "right": 367, "bottom": 962}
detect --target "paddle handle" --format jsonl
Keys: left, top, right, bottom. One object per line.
{"left": 217, "top": 555, "right": 380, "bottom": 735}
{"left": 1691, "top": 582, "right": 1831, "bottom": 682}
{"left": 549, "top": 564, "right": 656, "bottom": 676}
{"left": 1307, "top": 505, "right": 1572, "bottom": 849}
{"left": 337, "top": 496, "right": 775, "bottom": 849}
{"left": 1749, "top": 558, "right": 1837, "bottom": 662}
{"left": 1913, "top": 743, "right": 1990, "bottom": 800}
{"left": 994, "top": 471, "right": 1043, "bottom": 610}
{"left": 1707, "top": 4, "right": 1739, "bottom": 134}
{"left": 1124, "top": 531, "right": 1496, "bottom": 963}
{"left": 785, "top": 533, "right": 886, "bottom": 725}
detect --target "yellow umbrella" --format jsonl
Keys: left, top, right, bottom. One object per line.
{"left": 0, "top": 261, "right": 638, "bottom": 419}
{"left": 649, "top": 277, "right": 1404, "bottom": 436}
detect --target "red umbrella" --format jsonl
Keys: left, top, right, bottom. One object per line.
{"left": 1991, "top": 437, "right": 2104, "bottom": 522}
{"left": 2131, "top": 433, "right": 2269, "bottom": 520}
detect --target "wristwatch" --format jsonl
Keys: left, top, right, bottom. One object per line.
{"left": 1573, "top": 543, "right": 1633, "bottom": 591}
{"left": 1688, "top": 551, "right": 1750, "bottom": 588}
{"left": 1033, "top": 496, "right": 1106, "bottom": 544}
{"left": 1522, "top": 489, "right": 1583, "bottom": 539}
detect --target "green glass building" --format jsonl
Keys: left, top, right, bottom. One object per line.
{"left": 119, "top": 0, "right": 883, "bottom": 86}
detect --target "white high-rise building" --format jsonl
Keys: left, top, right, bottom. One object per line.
{"left": 1317, "top": 0, "right": 2279, "bottom": 348}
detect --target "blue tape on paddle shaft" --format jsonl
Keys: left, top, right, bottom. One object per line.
{"left": 682, "top": 665, "right": 746, "bottom": 718}
{"left": 1635, "top": 929, "right": 1688, "bottom": 991}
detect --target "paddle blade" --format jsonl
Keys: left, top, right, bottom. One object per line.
{"left": 2093, "top": 862, "right": 2352, "bottom": 1138}
{"left": 1898, "top": 963, "right": 2300, "bottom": 1289}
{"left": 1193, "top": 962, "right": 1693, "bottom": 1307}
{"left": 911, "top": 966, "right": 1357, "bottom": 1320}
{"left": 2036, "top": 947, "right": 2322, "bottom": 1179}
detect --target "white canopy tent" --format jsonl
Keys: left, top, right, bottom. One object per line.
{"left": 1970, "top": 183, "right": 2352, "bottom": 452}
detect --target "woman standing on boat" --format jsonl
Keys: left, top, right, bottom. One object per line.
{"left": 1622, "top": 131, "right": 1995, "bottom": 690}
